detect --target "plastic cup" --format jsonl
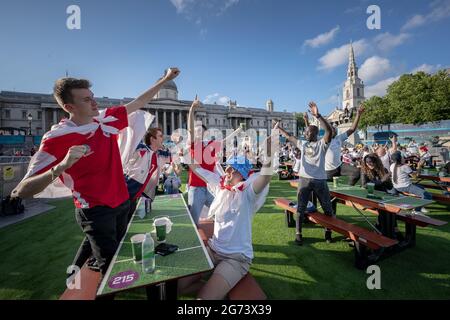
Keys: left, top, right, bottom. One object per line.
{"left": 333, "top": 177, "right": 339, "bottom": 188}
{"left": 153, "top": 216, "right": 173, "bottom": 243}
{"left": 367, "top": 183, "right": 375, "bottom": 195}
{"left": 131, "top": 234, "right": 146, "bottom": 263}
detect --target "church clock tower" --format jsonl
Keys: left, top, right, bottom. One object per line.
{"left": 342, "top": 42, "right": 365, "bottom": 113}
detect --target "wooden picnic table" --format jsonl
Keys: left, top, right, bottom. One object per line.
{"left": 290, "top": 180, "right": 445, "bottom": 246}
{"left": 96, "top": 194, "right": 214, "bottom": 299}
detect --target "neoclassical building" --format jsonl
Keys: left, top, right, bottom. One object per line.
{"left": 0, "top": 81, "right": 295, "bottom": 140}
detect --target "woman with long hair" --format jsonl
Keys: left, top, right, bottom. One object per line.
{"left": 390, "top": 151, "right": 432, "bottom": 214}
{"left": 360, "top": 153, "right": 393, "bottom": 192}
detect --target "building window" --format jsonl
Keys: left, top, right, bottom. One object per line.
{"left": 22, "top": 111, "right": 28, "bottom": 119}
{"left": 346, "top": 90, "right": 350, "bottom": 99}
{"left": 357, "top": 88, "right": 360, "bottom": 97}
{"left": 257, "top": 121, "right": 260, "bottom": 126}
{"left": 4, "top": 109, "right": 10, "bottom": 119}
{"left": 223, "top": 119, "right": 226, "bottom": 125}
{"left": 38, "top": 111, "right": 42, "bottom": 120}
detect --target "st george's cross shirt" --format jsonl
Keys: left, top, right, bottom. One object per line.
{"left": 23, "top": 106, "right": 129, "bottom": 209}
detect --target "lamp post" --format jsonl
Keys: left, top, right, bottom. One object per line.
{"left": 27, "top": 113, "right": 33, "bottom": 136}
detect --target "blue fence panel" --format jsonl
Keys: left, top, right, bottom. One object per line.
{"left": 0, "top": 136, "right": 26, "bottom": 144}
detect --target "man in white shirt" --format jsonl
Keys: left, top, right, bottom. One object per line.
{"left": 278, "top": 102, "right": 334, "bottom": 245}
{"left": 178, "top": 97, "right": 275, "bottom": 300}
{"left": 323, "top": 105, "right": 364, "bottom": 181}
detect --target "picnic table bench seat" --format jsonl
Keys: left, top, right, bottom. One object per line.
{"left": 197, "top": 220, "right": 267, "bottom": 300}
{"left": 274, "top": 198, "right": 399, "bottom": 269}
{"left": 274, "top": 198, "right": 398, "bottom": 250}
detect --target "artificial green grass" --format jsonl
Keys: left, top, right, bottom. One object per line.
{"left": 0, "top": 173, "right": 449, "bottom": 300}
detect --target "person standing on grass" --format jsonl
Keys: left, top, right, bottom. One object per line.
{"left": 187, "top": 97, "right": 243, "bottom": 226}
{"left": 178, "top": 96, "right": 276, "bottom": 300}
{"left": 11, "top": 68, "right": 180, "bottom": 274}
{"left": 278, "top": 102, "right": 334, "bottom": 245}
{"left": 323, "top": 104, "right": 364, "bottom": 212}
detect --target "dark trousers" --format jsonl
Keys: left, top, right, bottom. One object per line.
{"left": 326, "top": 166, "right": 341, "bottom": 214}
{"left": 296, "top": 177, "right": 334, "bottom": 235}
{"left": 74, "top": 200, "right": 130, "bottom": 274}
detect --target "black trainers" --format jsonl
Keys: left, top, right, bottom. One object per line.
{"left": 325, "top": 231, "right": 333, "bottom": 244}
{"left": 295, "top": 234, "right": 303, "bottom": 246}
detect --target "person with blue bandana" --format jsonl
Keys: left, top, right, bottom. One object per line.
{"left": 178, "top": 96, "right": 276, "bottom": 300}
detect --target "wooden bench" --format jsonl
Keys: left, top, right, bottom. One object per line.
{"left": 274, "top": 198, "right": 398, "bottom": 269}
{"left": 197, "top": 221, "right": 267, "bottom": 300}
{"left": 59, "top": 264, "right": 103, "bottom": 300}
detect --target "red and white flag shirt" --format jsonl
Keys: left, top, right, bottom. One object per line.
{"left": 24, "top": 106, "right": 129, "bottom": 209}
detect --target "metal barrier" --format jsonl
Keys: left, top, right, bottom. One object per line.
{"left": 0, "top": 158, "right": 30, "bottom": 198}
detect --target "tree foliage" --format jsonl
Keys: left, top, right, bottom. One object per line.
{"left": 359, "top": 70, "right": 450, "bottom": 128}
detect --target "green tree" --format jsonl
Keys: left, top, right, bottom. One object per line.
{"left": 361, "top": 69, "right": 450, "bottom": 127}
{"left": 359, "top": 96, "right": 394, "bottom": 129}
{"left": 387, "top": 70, "right": 450, "bottom": 125}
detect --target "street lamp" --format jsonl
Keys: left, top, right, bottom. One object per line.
{"left": 27, "top": 113, "right": 33, "bottom": 136}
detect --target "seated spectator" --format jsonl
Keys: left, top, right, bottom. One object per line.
{"left": 419, "top": 146, "right": 432, "bottom": 167}
{"left": 390, "top": 151, "right": 432, "bottom": 214}
{"left": 360, "top": 154, "right": 393, "bottom": 192}
{"left": 163, "top": 163, "right": 182, "bottom": 194}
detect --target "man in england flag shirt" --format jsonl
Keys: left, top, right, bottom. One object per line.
{"left": 11, "top": 68, "right": 180, "bottom": 274}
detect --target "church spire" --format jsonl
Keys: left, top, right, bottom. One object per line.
{"left": 347, "top": 41, "right": 358, "bottom": 79}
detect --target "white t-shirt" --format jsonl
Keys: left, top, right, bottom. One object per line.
{"left": 293, "top": 158, "right": 301, "bottom": 173}
{"left": 297, "top": 139, "right": 329, "bottom": 180}
{"left": 194, "top": 168, "right": 269, "bottom": 259}
{"left": 380, "top": 153, "right": 391, "bottom": 173}
{"left": 325, "top": 132, "right": 348, "bottom": 171}
{"left": 390, "top": 163, "right": 412, "bottom": 189}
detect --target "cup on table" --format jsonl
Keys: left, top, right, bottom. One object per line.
{"left": 131, "top": 234, "right": 146, "bottom": 263}
{"left": 333, "top": 177, "right": 339, "bottom": 188}
{"left": 153, "top": 216, "right": 173, "bottom": 242}
{"left": 366, "top": 182, "right": 375, "bottom": 195}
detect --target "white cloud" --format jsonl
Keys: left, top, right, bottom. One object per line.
{"left": 203, "top": 93, "right": 230, "bottom": 105}
{"left": 170, "top": 0, "right": 194, "bottom": 13}
{"left": 359, "top": 56, "right": 391, "bottom": 83}
{"left": 374, "top": 32, "right": 411, "bottom": 52}
{"left": 303, "top": 26, "right": 340, "bottom": 49}
{"left": 321, "top": 94, "right": 340, "bottom": 106}
{"left": 411, "top": 64, "right": 442, "bottom": 74}
{"left": 170, "top": 0, "right": 239, "bottom": 15}
{"left": 220, "top": 0, "right": 240, "bottom": 14}
{"left": 365, "top": 62, "right": 445, "bottom": 98}
{"left": 402, "top": 14, "right": 426, "bottom": 30}
{"left": 318, "top": 39, "right": 368, "bottom": 70}
{"left": 402, "top": 0, "right": 450, "bottom": 30}
{"left": 365, "top": 76, "right": 400, "bottom": 98}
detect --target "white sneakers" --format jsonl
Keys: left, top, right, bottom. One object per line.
{"left": 412, "top": 208, "right": 429, "bottom": 216}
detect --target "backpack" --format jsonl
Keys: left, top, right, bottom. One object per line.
{"left": 1, "top": 196, "right": 25, "bottom": 216}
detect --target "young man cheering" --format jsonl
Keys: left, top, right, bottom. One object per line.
{"left": 278, "top": 102, "right": 334, "bottom": 245}
{"left": 11, "top": 68, "right": 180, "bottom": 273}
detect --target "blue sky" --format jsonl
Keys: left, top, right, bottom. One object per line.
{"left": 1, "top": 0, "right": 449, "bottom": 115}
